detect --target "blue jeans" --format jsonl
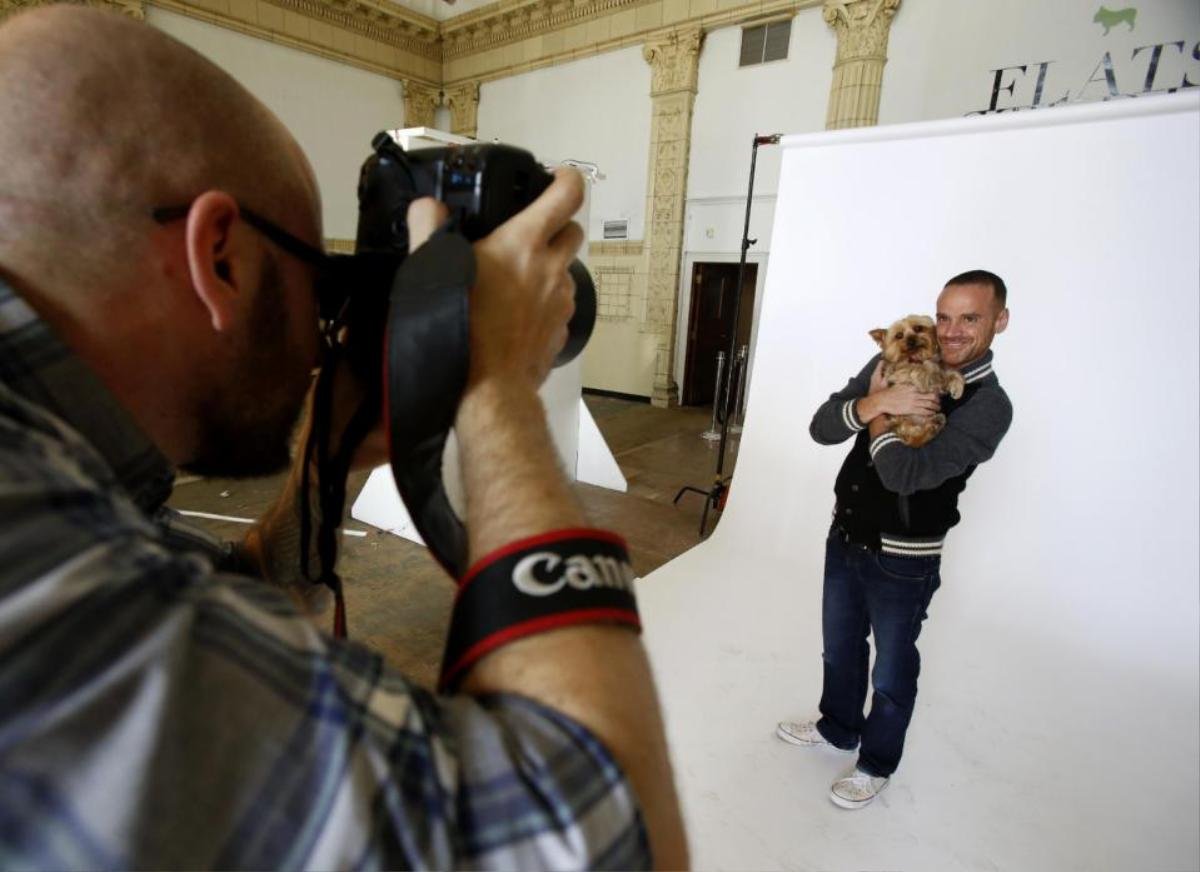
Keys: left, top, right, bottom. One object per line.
{"left": 816, "top": 529, "right": 941, "bottom": 778}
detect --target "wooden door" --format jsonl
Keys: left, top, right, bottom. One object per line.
{"left": 681, "top": 262, "right": 757, "bottom": 407}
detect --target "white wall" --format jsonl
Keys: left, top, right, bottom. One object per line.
{"left": 881, "top": 0, "right": 1200, "bottom": 124}
{"left": 676, "top": 8, "right": 833, "bottom": 396}
{"left": 688, "top": 8, "right": 833, "bottom": 206}
{"left": 477, "top": 46, "right": 652, "bottom": 243}
{"left": 640, "top": 93, "right": 1200, "bottom": 871}
{"left": 148, "top": 8, "right": 407, "bottom": 239}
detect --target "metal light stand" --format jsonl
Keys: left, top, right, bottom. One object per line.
{"left": 674, "top": 132, "right": 781, "bottom": 536}
{"left": 729, "top": 344, "right": 748, "bottom": 435}
{"left": 700, "top": 350, "right": 727, "bottom": 441}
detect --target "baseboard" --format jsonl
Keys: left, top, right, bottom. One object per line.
{"left": 582, "top": 387, "right": 652, "bottom": 404}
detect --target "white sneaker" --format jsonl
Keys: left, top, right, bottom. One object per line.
{"left": 775, "top": 720, "right": 858, "bottom": 753}
{"left": 829, "top": 766, "right": 889, "bottom": 809}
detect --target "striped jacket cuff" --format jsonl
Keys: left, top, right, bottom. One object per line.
{"left": 842, "top": 400, "right": 865, "bottom": 432}
{"left": 880, "top": 535, "right": 945, "bottom": 557}
{"left": 869, "top": 431, "right": 902, "bottom": 458}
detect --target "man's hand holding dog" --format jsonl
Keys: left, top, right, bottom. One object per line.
{"left": 858, "top": 361, "right": 941, "bottom": 436}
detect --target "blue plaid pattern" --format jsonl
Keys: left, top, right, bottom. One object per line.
{"left": 0, "top": 279, "right": 649, "bottom": 870}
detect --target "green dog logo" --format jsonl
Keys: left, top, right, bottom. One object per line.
{"left": 1094, "top": 5, "right": 1137, "bottom": 35}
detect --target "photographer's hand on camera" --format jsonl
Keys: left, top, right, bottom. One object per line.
{"left": 441, "top": 168, "right": 591, "bottom": 559}
{"left": 406, "top": 171, "right": 689, "bottom": 869}
{"left": 467, "top": 167, "right": 582, "bottom": 392}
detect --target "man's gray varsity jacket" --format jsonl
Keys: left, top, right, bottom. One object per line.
{"left": 810, "top": 350, "right": 1012, "bottom": 558}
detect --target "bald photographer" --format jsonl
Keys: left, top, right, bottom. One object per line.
{"left": 0, "top": 6, "right": 686, "bottom": 868}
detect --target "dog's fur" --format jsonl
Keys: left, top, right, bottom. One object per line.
{"left": 869, "top": 315, "right": 965, "bottom": 448}
{"left": 1093, "top": 6, "right": 1136, "bottom": 35}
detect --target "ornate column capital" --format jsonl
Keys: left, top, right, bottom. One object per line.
{"left": 444, "top": 81, "right": 481, "bottom": 138}
{"left": 1, "top": 0, "right": 145, "bottom": 20}
{"left": 822, "top": 0, "right": 901, "bottom": 65}
{"left": 403, "top": 80, "right": 441, "bottom": 130}
{"left": 822, "top": 0, "right": 901, "bottom": 129}
{"left": 642, "top": 26, "right": 704, "bottom": 97}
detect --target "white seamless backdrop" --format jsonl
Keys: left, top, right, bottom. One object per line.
{"left": 639, "top": 93, "right": 1200, "bottom": 870}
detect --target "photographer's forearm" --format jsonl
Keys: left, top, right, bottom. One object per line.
{"left": 454, "top": 378, "right": 689, "bottom": 869}
{"left": 455, "top": 378, "right": 586, "bottom": 559}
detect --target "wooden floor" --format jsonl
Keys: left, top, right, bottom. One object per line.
{"left": 168, "top": 393, "right": 740, "bottom": 687}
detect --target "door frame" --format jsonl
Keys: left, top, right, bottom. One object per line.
{"left": 675, "top": 249, "right": 770, "bottom": 407}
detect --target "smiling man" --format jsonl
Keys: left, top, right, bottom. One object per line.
{"left": 776, "top": 269, "right": 1012, "bottom": 809}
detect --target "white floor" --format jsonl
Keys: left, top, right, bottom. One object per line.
{"left": 639, "top": 540, "right": 1200, "bottom": 871}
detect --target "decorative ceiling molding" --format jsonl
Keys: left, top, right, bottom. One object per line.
{"left": 0, "top": 0, "right": 145, "bottom": 20}
{"left": 275, "top": 0, "right": 441, "bottom": 59}
{"left": 442, "top": 0, "right": 819, "bottom": 88}
{"left": 440, "top": 0, "right": 641, "bottom": 60}
{"left": 10, "top": 0, "right": 823, "bottom": 94}
{"left": 147, "top": 0, "right": 441, "bottom": 84}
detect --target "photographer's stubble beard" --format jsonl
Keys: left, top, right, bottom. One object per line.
{"left": 183, "top": 255, "right": 314, "bottom": 478}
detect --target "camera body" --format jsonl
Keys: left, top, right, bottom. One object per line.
{"left": 357, "top": 132, "right": 554, "bottom": 254}
{"left": 325, "top": 133, "right": 595, "bottom": 383}
{"left": 306, "top": 133, "right": 596, "bottom": 580}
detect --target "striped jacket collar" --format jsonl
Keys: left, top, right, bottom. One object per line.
{"left": 0, "top": 278, "right": 174, "bottom": 511}
{"left": 958, "top": 349, "right": 997, "bottom": 385}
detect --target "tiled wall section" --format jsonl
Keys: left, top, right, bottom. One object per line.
{"left": 589, "top": 241, "right": 646, "bottom": 325}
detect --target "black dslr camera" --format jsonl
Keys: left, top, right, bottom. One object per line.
{"left": 321, "top": 133, "right": 595, "bottom": 378}
{"left": 303, "top": 133, "right": 596, "bottom": 608}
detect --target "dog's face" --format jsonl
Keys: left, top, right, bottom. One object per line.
{"left": 869, "top": 315, "right": 939, "bottom": 365}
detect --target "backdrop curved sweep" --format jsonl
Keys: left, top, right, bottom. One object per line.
{"left": 638, "top": 92, "right": 1200, "bottom": 871}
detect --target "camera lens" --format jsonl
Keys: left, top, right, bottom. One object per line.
{"left": 556, "top": 259, "right": 596, "bottom": 367}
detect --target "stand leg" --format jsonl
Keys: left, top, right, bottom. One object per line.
{"left": 673, "top": 485, "right": 710, "bottom": 505}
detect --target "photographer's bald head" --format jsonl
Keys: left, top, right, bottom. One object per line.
{"left": 0, "top": 5, "right": 323, "bottom": 476}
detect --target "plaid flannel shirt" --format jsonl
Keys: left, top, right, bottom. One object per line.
{"left": 0, "top": 278, "right": 649, "bottom": 870}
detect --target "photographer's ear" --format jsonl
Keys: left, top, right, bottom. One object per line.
{"left": 185, "top": 190, "right": 245, "bottom": 333}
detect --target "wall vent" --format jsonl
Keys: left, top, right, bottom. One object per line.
{"left": 739, "top": 19, "right": 791, "bottom": 67}
{"left": 603, "top": 219, "right": 629, "bottom": 240}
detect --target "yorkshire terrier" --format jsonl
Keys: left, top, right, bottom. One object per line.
{"left": 869, "top": 315, "right": 965, "bottom": 448}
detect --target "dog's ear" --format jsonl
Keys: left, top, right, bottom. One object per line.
{"left": 869, "top": 328, "right": 887, "bottom": 347}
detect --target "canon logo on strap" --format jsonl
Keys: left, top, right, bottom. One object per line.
{"left": 512, "top": 552, "right": 636, "bottom": 597}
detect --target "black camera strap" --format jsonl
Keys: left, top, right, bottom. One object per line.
{"left": 299, "top": 344, "right": 380, "bottom": 637}
{"left": 298, "top": 229, "right": 476, "bottom": 637}
{"left": 383, "top": 230, "right": 474, "bottom": 578}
